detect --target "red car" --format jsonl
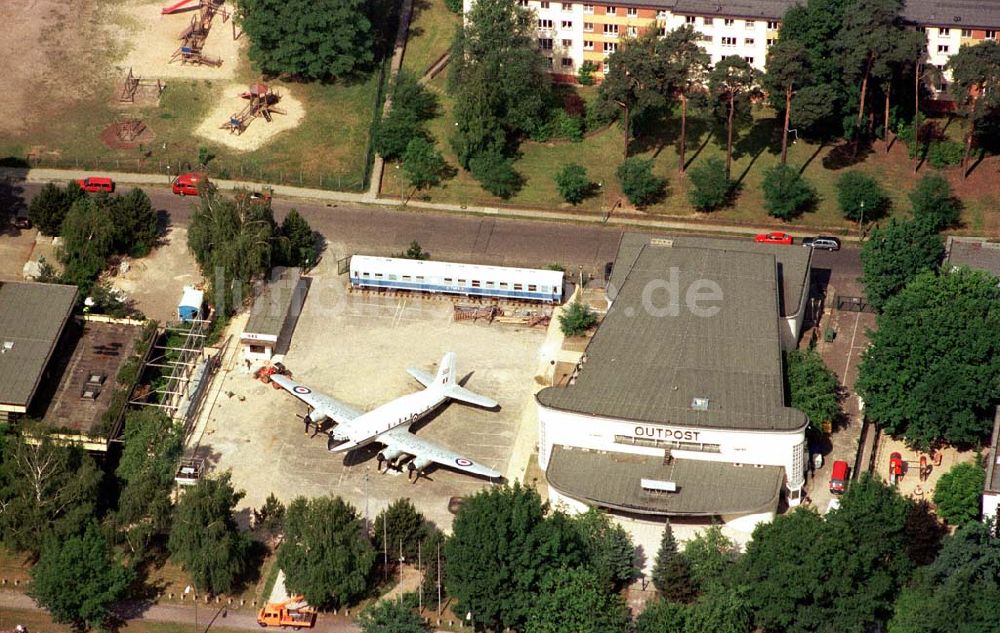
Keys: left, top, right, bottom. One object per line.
{"left": 829, "top": 460, "right": 849, "bottom": 494}
{"left": 754, "top": 231, "right": 794, "bottom": 245}
{"left": 76, "top": 176, "right": 115, "bottom": 193}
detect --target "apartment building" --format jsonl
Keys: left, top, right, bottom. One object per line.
{"left": 463, "top": 0, "right": 1000, "bottom": 93}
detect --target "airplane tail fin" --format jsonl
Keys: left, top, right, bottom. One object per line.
{"left": 434, "top": 352, "right": 457, "bottom": 386}
{"left": 435, "top": 352, "right": 498, "bottom": 408}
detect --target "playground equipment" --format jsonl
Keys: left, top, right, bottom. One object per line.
{"left": 168, "top": 0, "right": 228, "bottom": 66}
{"left": 112, "top": 119, "right": 147, "bottom": 143}
{"left": 220, "top": 83, "right": 285, "bottom": 135}
{"left": 161, "top": 0, "right": 198, "bottom": 14}
{"left": 119, "top": 67, "right": 165, "bottom": 104}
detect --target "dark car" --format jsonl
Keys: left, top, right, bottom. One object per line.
{"left": 13, "top": 215, "right": 32, "bottom": 229}
{"left": 802, "top": 236, "right": 841, "bottom": 251}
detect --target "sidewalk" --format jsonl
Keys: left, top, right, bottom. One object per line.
{"left": 1, "top": 166, "right": 862, "bottom": 241}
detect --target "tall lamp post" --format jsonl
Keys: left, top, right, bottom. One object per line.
{"left": 858, "top": 200, "right": 865, "bottom": 236}
{"left": 184, "top": 585, "right": 197, "bottom": 633}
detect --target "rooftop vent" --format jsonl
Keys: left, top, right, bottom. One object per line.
{"left": 691, "top": 397, "right": 710, "bottom": 411}
{"left": 641, "top": 478, "right": 677, "bottom": 493}
{"left": 650, "top": 238, "right": 674, "bottom": 247}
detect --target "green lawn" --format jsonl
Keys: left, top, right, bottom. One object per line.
{"left": 402, "top": 0, "right": 461, "bottom": 78}
{"left": 384, "top": 75, "right": 998, "bottom": 233}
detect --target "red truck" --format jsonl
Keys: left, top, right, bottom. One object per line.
{"left": 76, "top": 176, "right": 115, "bottom": 193}
{"left": 171, "top": 172, "right": 209, "bottom": 196}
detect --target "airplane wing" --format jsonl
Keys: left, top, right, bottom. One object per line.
{"left": 380, "top": 426, "right": 502, "bottom": 480}
{"left": 270, "top": 374, "right": 362, "bottom": 425}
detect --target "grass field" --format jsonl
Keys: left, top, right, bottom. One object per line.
{"left": 402, "top": 0, "right": 461, "bottom": 78}
{"left": 382, "top": 74, "right": 1000, "bottom": 234}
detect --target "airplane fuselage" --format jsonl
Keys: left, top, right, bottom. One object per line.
{"left": 330, "top": 387, "right": 448, "bottom": 452}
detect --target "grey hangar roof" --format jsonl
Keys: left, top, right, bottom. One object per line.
{"left": 0, "top": 282, "right": 78, "bottom": 412}
{"left": 547, "top": 445, "right": 785, "bottom": 515}
{"left": 244, "top": 267, "right": 305, "bottom": 338}
{"left": 537, "top": 238, "right": 808, "bottom": 432}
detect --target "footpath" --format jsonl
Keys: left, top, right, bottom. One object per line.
{"left": 1, "top": 166, "right": 860, "bottom": 241}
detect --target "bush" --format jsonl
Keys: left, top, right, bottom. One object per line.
{"left": 933, "top": 462, "right": 985, "bottom": 525}
{"left": 761, "top": 165, "right": 816, "bottom": 220}
{"left": 469, "top": 151, "right": 522, "bottom": 199}
{"left": 444, "top": 0, "right": 462, "bottom": 13}
{"left": 910, "top": 173, "right": 960, "bottom": 231}
{"left": 927, "top": 140, "right": 964, "bottom": 169}
{"left": 555, "top": 164, "right": 590, "bottom": 205}
{"left": 836, "top": 171, "right": 890, "bottom": 222}
{"left": 559, "top": 301, "right": 598, "bottom": 337}
{"left": 585, "top": 97, "right": 618, "bottom": 132}
{"left": 687, "top": 158, "right": 731, "bottom": 211}
{"left": 617, "top": 157, "right": 666, "bottom": 208}
{"left": 553, "top": 109, "right": 584, "bottom": 142}
{"left": 577, "top": 61, "right": 598, "bottom": 86}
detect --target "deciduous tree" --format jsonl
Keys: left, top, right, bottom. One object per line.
{"left": 373, "top": 498, "right": 429, "bottom": 563}
{"left": 762, "top": 164, "right": 816, "bottom": 219}
{"left": 764, "top": 39, "right": 811, "bottom": 164}
{"left": 636, "top": 599, "right": 687, "bottom": 633}
{"left": 29, "top": 523, "right": 133, "bottom": 630}
{"left": 468, "top": 150, "right": 521, "bottom": 199}
{"left": 402, "top": 138, "right": 450, "bottom": 197}
{"left": 558, "top": 301, "right": 598, "bottom": 337}
{"left": 278, "top": 495, "right": 375, "bottom": 609}
{"left": 359, "top": 597, "right": 427, "bottom": 633}
{"left": 573, "top": 508, "right": 636, "bottom": 592}
{"left": 856, "top": 267, "right": 1000, "bottom": 448}
{"left": 933, "top": 462, "right": 985, "bottom": 526}
{"left": 687, "top": 158, "right": 731, "bottom": 211}
{"left": 29, "top": 182, "right": 83, "bottom": 236}
{"left": 168, "top": 472, "right": 251, "bottom": 595}
{"left": 239, "top": 0, "right": 375, "bottom": 80}
{"left": 554, "top": 163, "right": 591, "bottom": 205}
{"left": 836, "top": 171, "right": 890, "bottom": 223}
{"left": 786, "top": 348, "right": 839, "bottom": 432}
{"left": 60, "top": 197, "right": 117, "bottom": 292}
{"left": 947, "top": 40, "right": 1000, "bottom": 177}
{"left": 276, "top": 209, "right": 318, "bottom": 268}
{"left": 859, "top": 218, "right": 943, "bottom": 311}
{"left": 909, "top": 173, "right": 960, "bottom": 231}
{"left": 110, "top": 187, "right": 158, "bottom": 257}
{"left": 682, "top": 525, "right": 740, "bottom": 595}
{"left": 660, "top": 26, "right": 711, "bottom": 173}
{"left": 617, "top": 157, "right": 666, "bottom": 208}
{"left": 526, "top": 566, "right": 629, "bottom": 633}
{"left": 599, "top": 33, "right": 668, "bottom": 158}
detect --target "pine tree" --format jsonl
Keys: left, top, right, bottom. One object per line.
{"left": 651, "top": 521, "right": 696, "bottom": 602}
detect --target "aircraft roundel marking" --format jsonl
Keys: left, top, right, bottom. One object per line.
{"left": 293, "top": 386, "right": 312, "bottom": 395}
{"left": 455, "top": 458, "right": 473, "bottom": 467}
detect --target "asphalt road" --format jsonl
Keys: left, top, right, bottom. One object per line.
{"left": 4, "top": 181, "right": 862, "bottom": 285}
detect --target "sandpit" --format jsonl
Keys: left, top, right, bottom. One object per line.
{"left": 194, "top": 83, "right": 305, "bottom": 151}
{"left": 118, "top": 0, "right": 242, "bottom": 80}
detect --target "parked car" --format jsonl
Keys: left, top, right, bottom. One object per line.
{"left": 802, "top": 236, "right": 841, "bottom": 251}
{"left": 829, "top": 460, "right": 850, "bottom": 494}
{"left": 76, "top": 176, "right": 115, "bottom": 193}
{"left": 171, "top": 172, "right": 209, "bottom": 196}
{"left": 13, "top": 214, "right": 32, "bottom": 229}
{"left": 754, "top": 231, "right": 794, "bottom": 245}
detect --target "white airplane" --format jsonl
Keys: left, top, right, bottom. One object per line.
{"left": 271, "top": 352, "right": 502, "bottom": 482}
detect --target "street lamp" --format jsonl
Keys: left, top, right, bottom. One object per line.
{"left": 184, "top": 585, "right": 197, "bottom": 633}
{"left": 858, "top": 200, "right": 865, "bottom": 235}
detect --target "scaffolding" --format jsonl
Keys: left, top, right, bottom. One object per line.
{"left": 129, "top": 319, "right": 211, "bottom": 428}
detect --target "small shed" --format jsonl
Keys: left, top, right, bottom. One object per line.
{"left": 177, "top": 286, "right": 204, "bottom": 322}
{"left": 242, "top": 268, "right": 308, "bottom": 363}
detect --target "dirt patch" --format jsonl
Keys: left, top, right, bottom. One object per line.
{"left": 194, "top": 84, "right": 305, "bottom": 152}
{"left": 100, "top": 119, "right": 157, "bottom": 149}
{"left": 117, "top": 0, "right": 243, "bottom": 81}
{"left": 112, "top": 225, "right": 201, "bottom": 321}
{"left": 0, "top": 0, "right": 109, "bottom": 137}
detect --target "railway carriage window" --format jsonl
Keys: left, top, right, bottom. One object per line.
{"left": 528, "top": 285, "right": 537, "bottom": 292}
{"left": 374, "top": 273, "right": 383, "bottom": 278}
{"left": 472, "top": 280, "right": 481, "bottom": 287}
{"left": 458, "top": 279, "right": 466, "bottom": 285}
{"left": 416, "top": 275, "right": 424, "bottom": 281}
{"left": 388, "top": 274, "right": 398, "bottom": 281}
{"left": 514, "top": 283, "right": 524, "bottom": 291}
{"left": 500, "top": 282, "right": 509, "bottom": 289}
{"left": 402, "top": 275, "right": 412, "bottom": 281}
{"left": 486, "top": 281, "right": 495, "bottom": 287}
{"left": 444, "top": 278, "right": 452, "bottom": 283}
{"left": 363, "top": 272, "right": 370, "bottom": 277}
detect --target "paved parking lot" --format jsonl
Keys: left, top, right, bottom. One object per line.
{"left": 196, "top": 256, "right": 546, "bottom": 531}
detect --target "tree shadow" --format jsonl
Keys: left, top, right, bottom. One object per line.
{"left": 0, "top": 176, "right": 27, "bottom": 236}
{"left": 965, "top": 147, "right": 988, "bottom": 178}
{"left": 798, "top": 142, "right": 826, "bottom": 175}
{"left": 905, "top": 500, "right": 946, "bottom": 566}
{"left": 683, "top": 124, "right": 714, "bottom": 172}
{"left": 821, "top": 141, "right": 874, "bottom": 170}
{"left": 732, "top": 117, "right": 781, "bottom": 164}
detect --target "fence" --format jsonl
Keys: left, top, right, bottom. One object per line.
{"left": 20, "top": 155, "right": 367, "bottom": 193}
{"left": 834, "top": 295, "right": 876, "bottom": 313}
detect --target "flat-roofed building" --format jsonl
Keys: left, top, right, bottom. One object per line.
{"left": 536, "top": 235, "right": 812, "bottom": 533}
{"left": 242, "top": 267, "right": 308, "bottom": 363}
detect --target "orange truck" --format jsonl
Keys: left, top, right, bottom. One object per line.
{"left": 256, "top": 596, "right": 316, "bottom": 628}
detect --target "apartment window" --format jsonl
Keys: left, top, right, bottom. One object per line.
{"left": 583, "top": 3, "right": 593, "bottom": 13}
{"left": 724, "top": 18, "right": 734, "bottom": 26}
{"left": 939, "top": 27, "right": 950, "bottom": 36}
{"left": 657, "top": 27, "right": 666, "bottom": 36}
{"left": 604, "top": 41, "right": 617, "bottom": 53}
{"left": 583, "top": 39, "right": 594, "bottom": 50}
{"left": 767, "top": 20, "right": 779, "bottom": 29}
{"left": 685, "top": 15, "right": 696, "bottom": 24}
{"left": 746, "top": 20, "right": 755, "bottom": 28}
{"left": 604, "top": 23, "right": 619, "bottom": 35}
{"left": 606, "top": 5, "right": 616, "bottom": 15}
{"left": 561, "top": 57, "right": 573, "bottom": 67}
{"left": 627, "top": 25, "right": 637, "bottom": 36}
{"left": 627, "top": 7, "right": 637, "bottom": 16}
{"left": 744, "top": 37, "right": 755, "bottom": 45}
{"left": 961, "top": 29, "right": 972, "bottom": 37}
{"left": 539, "top": 19, "right": 553, "bottom": 28}
{"left": 540, "top": 1, "right": 549, "bottom": 8}
{"left": 583, "top": 21, "right": 594, "bottom": 31}
{"left": 562, "top": 2, "right": 572, "bottom": 9}
{"left": 744, "top": 56, "right": 754, "bottom": 64}
{"left": 561, "top": 38, "right": 572, "bottom": 47}
{"left": 561, "top": 20, "right": 573, "bottom": 28}
{"left": 700, "top": 33, "right": 712, "bottom": 41}
{"left": 987, "top": 30, "right": 997, "bottom": 40}
{"left": 721, "top": 36, "right": 736, "bottom": 46}
{"left": 539, "top": 38, "right": 554, "bottom": 49}
{"left": 938, "top": 44, "right": 949, "bottom": 53}
{"left": 767, "top": 38, "right": 776, "bottom": 46}
{"left": 703, "top": 17, "right": 713, "bottom": 25}
{"left": 940, "top": 81, "right": 948, "bottom": 92}
{"left": 657, "top": 9, "right": 668, "bottom": 18}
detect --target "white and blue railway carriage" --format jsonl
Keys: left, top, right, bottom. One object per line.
{"left": 350, "top": 255, "right": 564, "bottom": 304}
